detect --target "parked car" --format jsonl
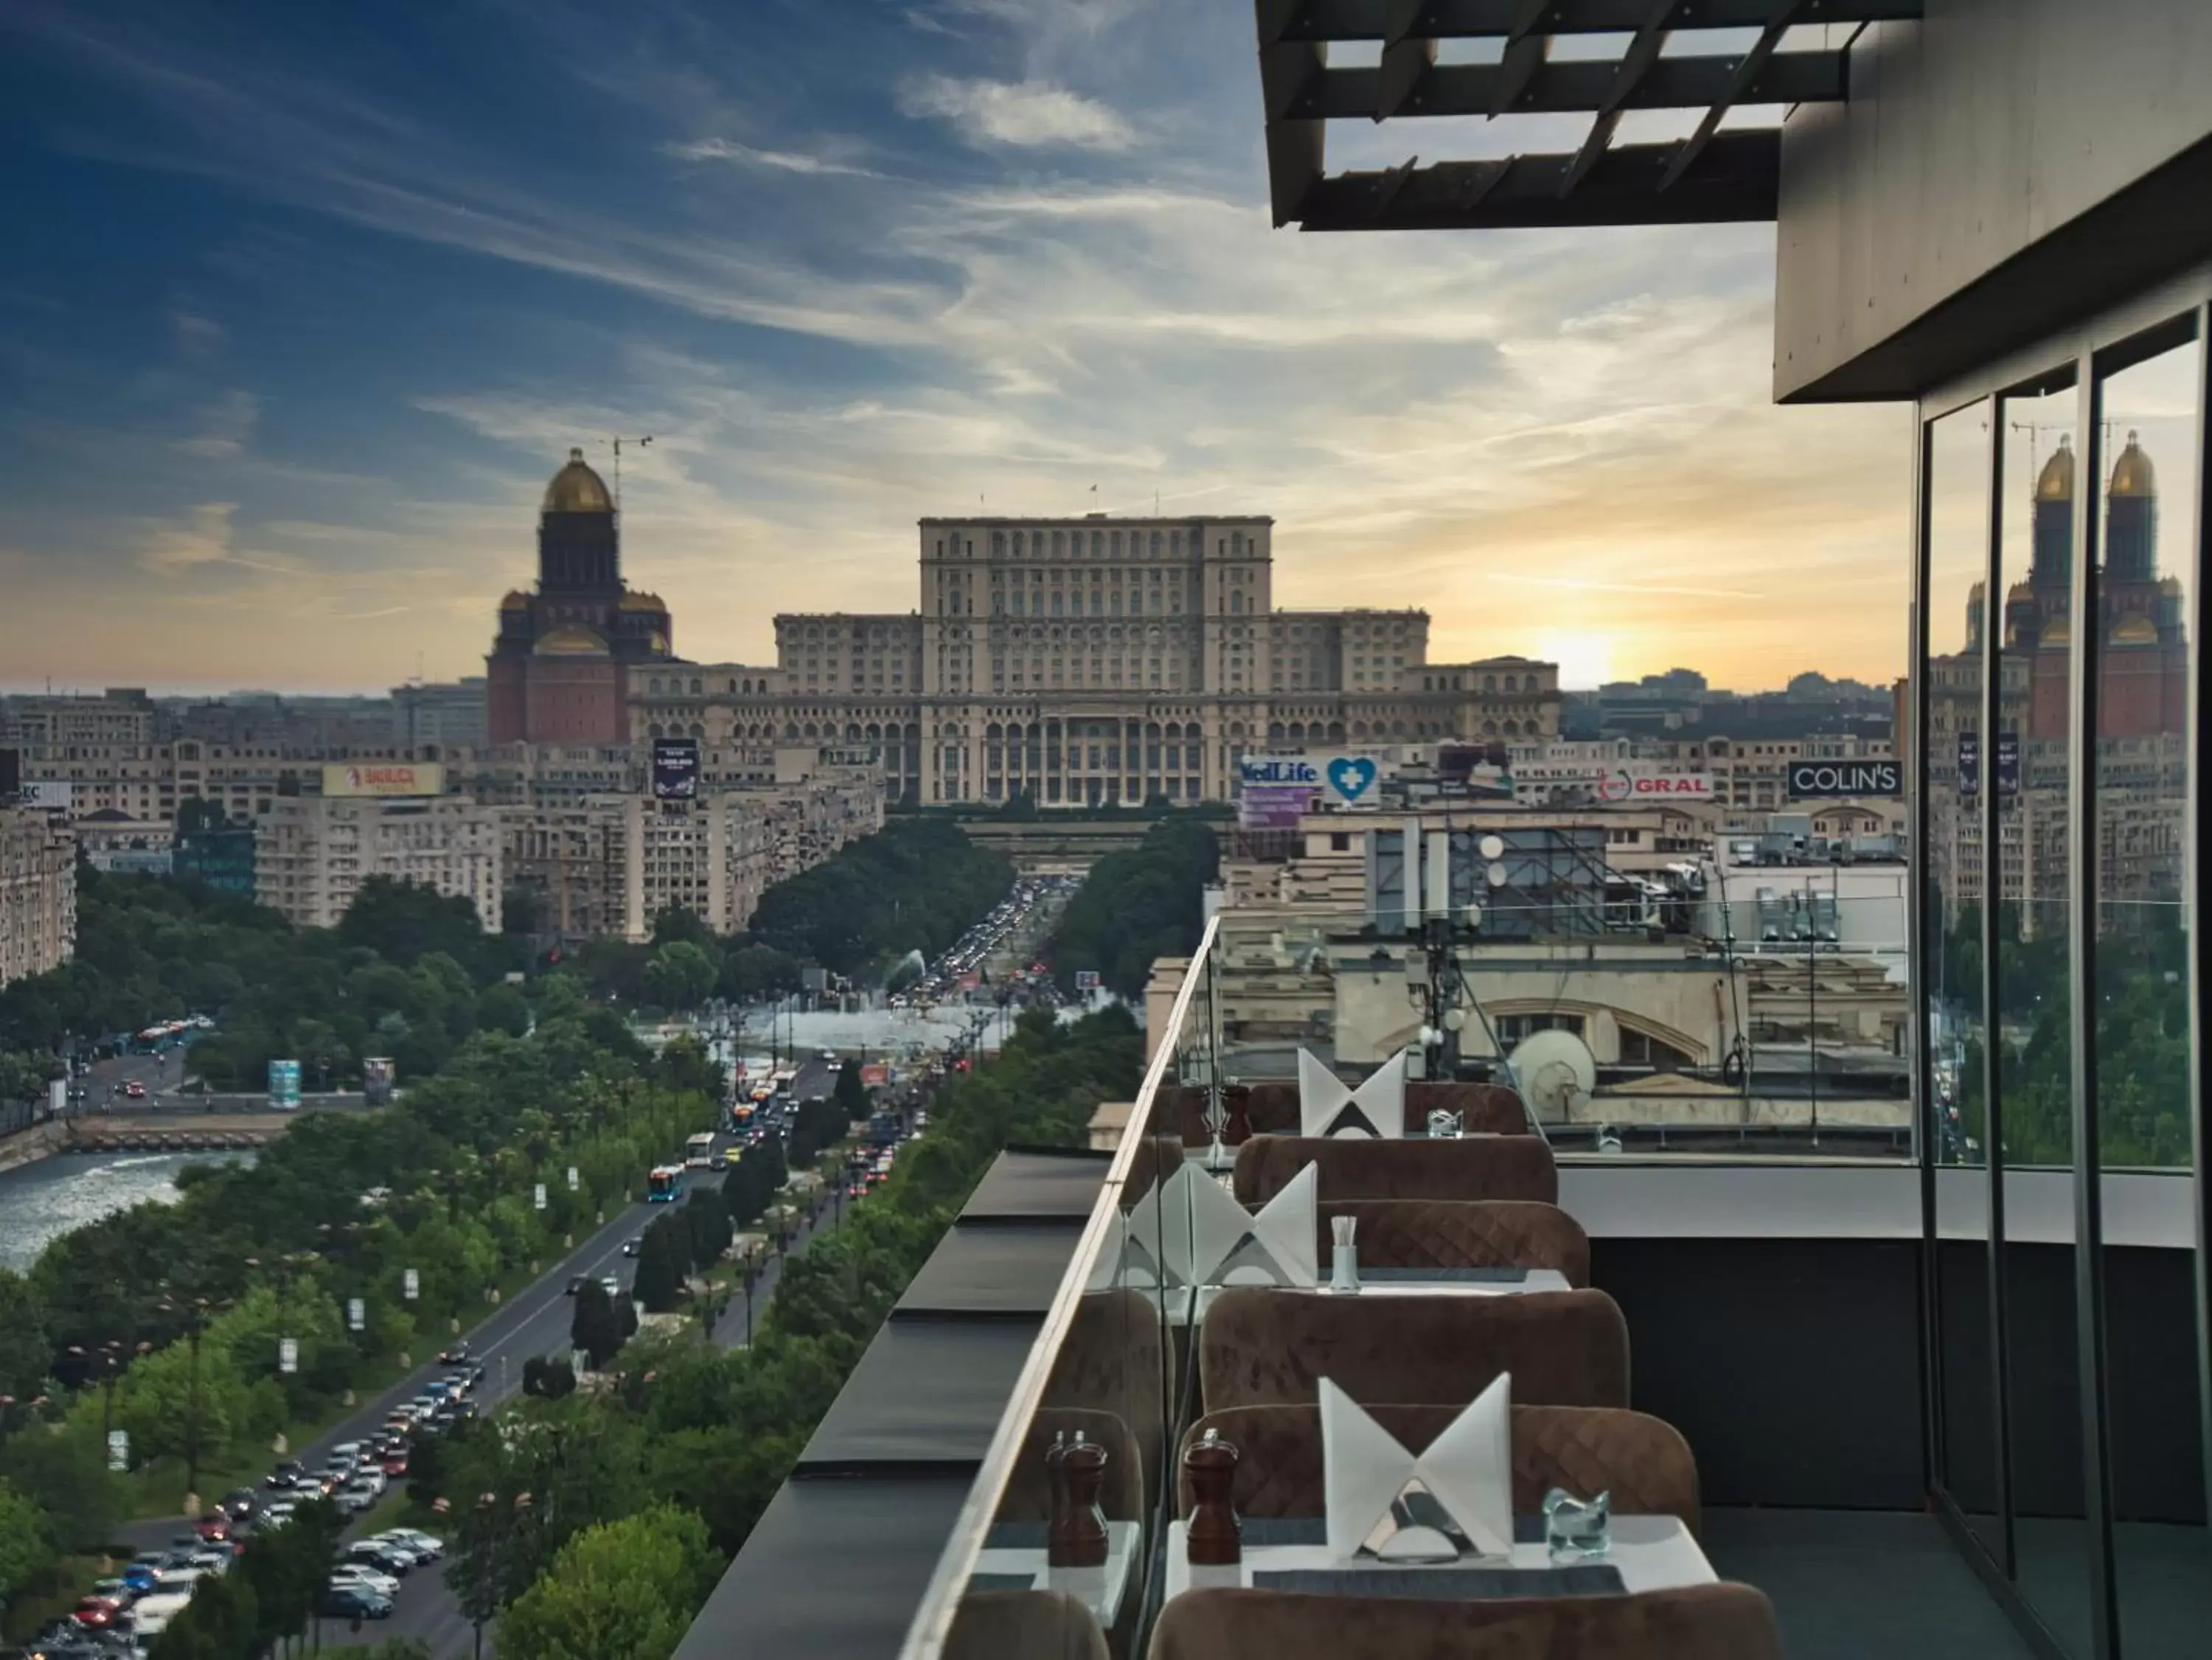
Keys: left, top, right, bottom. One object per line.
{"left": 343, "top": 1541, "right": 413, "bottom": 1576}
{"left": 317, "top": 1585, "right": 393, "bottom": 1621}
{"left": 377, "top": 1528, "right": 444, "bottom": 1560}
{"left": 327, "top": 1564, "right": 401, "bottom": 1597}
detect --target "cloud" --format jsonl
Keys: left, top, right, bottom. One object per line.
{"left": 897, "top": 74, "right": 1135, "bottom": 150}
{"left": 170, "top": 309, "right": 226, "bottom": 360}
{"left": 173, "top": 388, "right": 259, "bottom": 459}
{"left": 661, "top": 138, "right": 880, "bottom": 178}
{"left": 139, "top": 502, "right": 239, "bottom": 572}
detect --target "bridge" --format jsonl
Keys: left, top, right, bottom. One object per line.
{"left": 63, "top": 1112, "right": 313, "bottom": 1153}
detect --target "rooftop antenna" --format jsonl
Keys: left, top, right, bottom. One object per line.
{"left": 603, "top": 435, "right": 654, "bottom": 512}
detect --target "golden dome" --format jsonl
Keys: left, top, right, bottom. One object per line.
{"left": 532, "top": 625, "right": 609, "bottom": 657}
{"left": 2111, "top": 613, "right": 2160, "bottom": 645}
{"left": 2042, "top": 614, "right": 2071, "bottom": 646}
{"left": 2034, "top": 434, "right": 2074, "bottom": 501}
{"left": 2108, "top": 431, "right": 2154, "bottom": 497}
{"left": 499, "top": 589, "right": 530, "bottom": 611}
{"left": 617, "top": 590, "right": 667, "bottom": 613}
{"left": 542, "top": 447, "right": 613, "bottom": 515}
{"left": 2006, "top": 581, "right": 2036, "bottom": 604}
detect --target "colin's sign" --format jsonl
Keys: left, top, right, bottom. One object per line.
{"left": 1786, "top": 759, "right": 1902, "bottom": 799}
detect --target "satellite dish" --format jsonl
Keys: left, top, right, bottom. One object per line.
{"left": 1485, "top": 862, "right": 1509, "bottom": 888}
{"left": 1478, "top": 834, "right": 1506, "bottom": 860}
{"left": 1506, "top": 1030, "right": 1596, "bottom": 1125}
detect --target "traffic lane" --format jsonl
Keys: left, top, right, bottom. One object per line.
{"left": 711, "top": 1194, "right": 841, "bottom": 1352}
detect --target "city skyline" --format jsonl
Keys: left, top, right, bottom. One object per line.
{"left": 1, "top": 1, "right": 1911, "bottom": 696}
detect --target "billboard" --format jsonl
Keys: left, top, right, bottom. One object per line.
{"left": 1239, "top": 784, "right": 1314, "bottom": 830}
{"left": 651, "top": 735, "right": 701, "bottom": 801}
{"left": 1786, "top": 759, "right": 1902, "bottom": 799}
{"left": 18, "top": 780, "right": 74, "bottom": 812}
{"left": 268, "top": 1059, "right": 302, "bottom": 1109}
{"left": 362, "top": 1057, "right": 396, "bottom": 1106}
{"left": 1238, "top": 753, "right": 1385, "bottom": 809}
{"left": 322, "top": 761, "right": 445, "bottom": 798}
{"left": 1594, "top": 769, "right": 1714, "bottom": 803}
{"left": 860, "top": 1062, "right": 891, "bottom": 1087}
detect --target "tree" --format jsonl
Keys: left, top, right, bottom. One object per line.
{"left": 0, "top": 1419, "right": 126, "bottom": 1553}
{"left": 632, "top": 1224, "right": 686, "bottom": 1314}
{"left": 0, "top": 1479, "right": 49, "bottom": 1628}
{"left": 497, "top": 1506, "right": 718, "bottom": 1660}
{"left": 642, "top": 943, "right": 716, "bottom": 1013}
{"left": 476, "top": 981, "right": 532, "bottom": 1039}
{"left": 0, "top": 1271, "right": 49, "bottom": 1401}
{"left": 338, "top": 876, "right": 496, "bottom": 970}
{"left": 571, "top": 1282, "right": 626, "bottom": 1370}
{"left": 832, "top": 1064, "right": 871, "bottom": 1123}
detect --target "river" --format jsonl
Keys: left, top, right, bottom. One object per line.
{"left": 0, "top": 1148, "right": 253, "bottom": 1272}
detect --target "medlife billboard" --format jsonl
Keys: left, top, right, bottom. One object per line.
{"left": 1238, "top": 752, "right": 1385, "bottom": 810}
{"left": 1786, "top": 758, "right": 1903, "bottom": 799}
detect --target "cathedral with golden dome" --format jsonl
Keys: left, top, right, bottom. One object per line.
{"left": 1994, "top": 430, "right": 2188, "bottom": 740}
{"left": 486, "top": 449, "right": 676, "bottom": 744}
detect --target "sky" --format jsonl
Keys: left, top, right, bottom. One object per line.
{"left": 0, "top": 0, "right": 1910, "bottom": 697}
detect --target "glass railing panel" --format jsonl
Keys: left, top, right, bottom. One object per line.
{"left": 2093, "top": 327, "right": 2208, "bottom": 1659}
{"left": 902, "top": 916, "right": 1215, "bottom": 1660}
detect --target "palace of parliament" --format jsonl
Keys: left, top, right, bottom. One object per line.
{"left": 493, "top": 450, "right": 1559, "bottom": 806}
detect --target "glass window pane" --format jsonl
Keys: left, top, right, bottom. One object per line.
{"left": 1924, "top": 400, "right": 2001, "bottom": 1557}
{"left": 2093, "top": 327, "right": 2208, "bottom": 1659}
{"left": 1996, "top": 373, "right": 2092, "bottom": 1656}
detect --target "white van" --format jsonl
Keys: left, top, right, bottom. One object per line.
{"left": 131, "top": 1592, "right": 195, "bottom": 1638}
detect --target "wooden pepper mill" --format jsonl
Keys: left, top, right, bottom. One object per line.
{"left": 1185, "top": 1427, "right": 1242, "bottom": 1565}
{"left": 1221, "top": 1083, "right": 1254, "bottom": 1147}
{"left": 1043, "top": 1430, "right": 1071, "bottom": 1557}
{"left": 1053, "top": 1433, "right": 1110, "bottom": 1569}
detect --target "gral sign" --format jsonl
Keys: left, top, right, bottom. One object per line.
{"left": 1595, "top": 769, "right": 1713, "bottom": 803}
{"left": 1786, "top": 758, "right": 1902, "bottom": 799}
{"left": 322, "top": 761, "right": 445, "bottom": 798}
{"left": 651, "top": 735, "right": 701, "bottom": 801}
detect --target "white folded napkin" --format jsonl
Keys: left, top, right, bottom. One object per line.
{"left": 1321, "top": 1373, "right": 1514, "bottom": 1560}
{"left": 1298, "top": 1047, "right": 1410, "bottom": 1139}
{"left": 1185, "top": 1162, "right": 1318, "bottom": 1286}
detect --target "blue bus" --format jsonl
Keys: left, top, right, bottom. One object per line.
{"left": 647, "top": 1165, "right": 683, "bottom": 1202}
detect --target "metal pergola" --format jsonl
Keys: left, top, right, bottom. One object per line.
{"left": 1253, "top": 1, "right": 1924, "bottom": 231}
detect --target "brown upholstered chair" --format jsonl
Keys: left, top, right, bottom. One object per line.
{"left": 1150, "top": 1081, "right": 1527, "bottom": 1143}
{"left": 1234, "top": 1134, "right": 1558, "bottom": 1207}
{"left": 948, "top": 1588, "right": 1110, "bottom": 1660}
{"left": 1318, "top": 1199, "right": 1590, "bottom": 1286}
{"left": 1175, "top": 1403, "right": 1702, "bottom": 1538}
{"left": 1046, "top": 1287, "right": 1172, "bottom": 1496}
{"left": 1198, "top": 1288, "right": 1630, "bottom": 1412}
{"left": 1148, "top": 1583, "right": 1782, "bottom": 1660}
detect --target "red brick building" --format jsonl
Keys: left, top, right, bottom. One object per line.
{"left": 486, "top": 450, "right": 675, "bottom": 744}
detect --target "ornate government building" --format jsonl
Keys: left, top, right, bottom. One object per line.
{"left": 486, "top": 450, "right": 676, "bottom": 744}
{"left": 625, "top": 514, "right": 1559, "bottom": 806}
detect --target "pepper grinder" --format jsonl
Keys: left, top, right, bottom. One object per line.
{"left": 1184, "top": 1428, "right": 1242, "bottom": 1565}
{"left": 1221, "top": 1082, "right": 1254, "bottom": 1146}
{"left": 1053, "top": 1433, "right": 1110, "bottom": 1568}
{"left": 1043, "top": 1429, "right": 1071, "bottom": 1558}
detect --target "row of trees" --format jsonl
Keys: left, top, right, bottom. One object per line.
{"left": 428, "top": 1008, "right": 1144, "bottom": 1660}
{"left": 1049, "top": 813, "right": 1220, "bottom": 999}
{"left": 0, "top": 871, "right": 533, "bottom": 1093}
{"left": 746, "top": 818, "right": 1014, "bottom": 977}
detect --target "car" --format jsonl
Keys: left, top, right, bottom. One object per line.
{"left": 119, "top": 1566, "right": 159, "bottom": 1597}
{"left": 72, "top": 1597, "right": 123, "bottom": 1628}
{"left": 265, "top": 1457, "right": 305, "bottom": 1486}
{"left": 564, "top": 1274, "right": 587, "bottom": 1295}
{"left": 186, "top": 1549, "right": 233, "bottom": 1577}
{"left": 621, "top": 1235, "right": 643, "bottom": 1256}
{"left": 168, "top": 1532, "right": 202, "bottom": 1556}
{"left": 259, "top": 1502, "right": 297, "bottom": 1530}
{"left": 327, "top": 1440, "right": 363, "bottom": 1465}
{"left": 361, "top": 1536, "right": 429, "bottom": 1569}
{"left": 599, "top": 1274, "right": 620, "bottom": 1296}
{"left": 192, "top": 1512, "right": 230, "bottom": 1542}
{"left": 343, "top": 1541, "right": 412, "bottom": 1576}
{"left": 123, "top": 1081, "right": 146, "bottom": 1099}
{"left": 327, "top": 1564, "right": 401, "bottom": 1597}
{"left": 378, "top": 1529, "right": 444, "bottom": 1559}
{"left": 220, "top": 1488, "right": 257, "bottom": 1521}
{"left": 318, "top": 1586, "right": 393, "bottom": 1621}
{"left": 150, "top": 1569, "right": 204, "bottom": 1598}
{"left": 436, "top": 1343, "right": 471, "bottom": 1364}
{"left": 380, "top": 1451, "right": 408, "bottom": 1477}
{"left": 128, "top": 1552, "right": 166, "bottom": 1575}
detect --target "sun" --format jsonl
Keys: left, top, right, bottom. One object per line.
{"left": 1534, "top": 632, "right": 1615, "bottom": 690}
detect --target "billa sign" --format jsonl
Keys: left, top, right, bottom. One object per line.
{"left": 1595, "top": 770, "right": 1714, "bottom": 803}
{"left": 1961, "top": 732, "right": 2020, "bottom": 796}
{"left": 322, "top": 761, "right": 445, "bottom": 798}
{"left": 1787, "top": 759, "right": 1902, "bottom": 799}
{"left": 651, "top": 735, "right": 701, "bottom": 801}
